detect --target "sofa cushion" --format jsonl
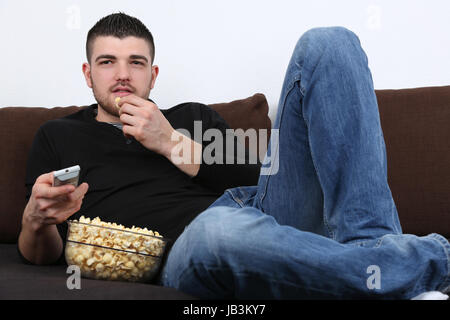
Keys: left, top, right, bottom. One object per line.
{"left": 0, "top": 243, "right": 195, "bottom": 299}
{"left": 0, "top": 106, "right": 83, "bottom": 243}
{"left": 209, "top": 93, "right": 272, "bottom": 159}
{"left": 0, "top": 94, "right": 271, "bottom": 243}
{"left": 376, "top": 86, "right": 450, "bottom": 237}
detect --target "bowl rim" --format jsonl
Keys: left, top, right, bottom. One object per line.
{"left": 65, "top": 239, "right": 164, "bottom": 258}
{"left": 66, "top": 219, "right": 170, "bottom": 242}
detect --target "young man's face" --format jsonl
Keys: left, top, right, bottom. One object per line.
{"left": 82, "top": 36, "right": 158, "bottom": 120}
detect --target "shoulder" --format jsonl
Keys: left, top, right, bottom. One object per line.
{"left": 163, "top": 102, "right": 228, "bottom": 129}
{"left": 39, "top": 105, "right": 94, "bottom": 133}
{"left": 162, "top": 102, "right": 213, "bottom": 119}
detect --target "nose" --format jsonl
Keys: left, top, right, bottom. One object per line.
{"left": 115, "top": 61, "right": 131, "bottom": 82}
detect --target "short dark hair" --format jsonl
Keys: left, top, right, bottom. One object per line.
{"left": 86, "top": 12, "right": 155, "bottom": 64}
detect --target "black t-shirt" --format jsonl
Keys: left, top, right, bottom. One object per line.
{"left": 24, "top": 102, "right": 260, "bottom": 263}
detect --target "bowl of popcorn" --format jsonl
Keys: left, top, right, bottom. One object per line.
{"left": 65, "top": 216, "right": 169, "bottom": 283}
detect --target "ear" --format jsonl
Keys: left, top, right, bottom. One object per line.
{"left": 82, "top": 63, "right": 93, "bottom": 88}
{"left": 150, "top": 65, "right": 159, "bottom": 90}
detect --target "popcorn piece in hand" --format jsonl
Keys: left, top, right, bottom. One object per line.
{"left": 115, "top": 97, "right": 121, "bottom": 110}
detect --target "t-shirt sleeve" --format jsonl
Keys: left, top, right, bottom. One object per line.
{"left": 20, "top": 124, "right": 66, "bottom": 265}
{"left": 191, "top": 105, "right": 261, "bottom": 193}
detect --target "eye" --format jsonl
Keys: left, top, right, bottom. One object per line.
{"left": 100, "top": 60, "right": 112, "bottom": 65}
{"left": 131, "top": 61, "right": 144, "bottom": 65}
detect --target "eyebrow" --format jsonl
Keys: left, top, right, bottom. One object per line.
{"left": 95, "top": 54, "right": 149, "bottom": 63}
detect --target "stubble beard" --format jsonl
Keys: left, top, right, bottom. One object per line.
{"left": 90, "top": 76, "right": 153, "bottom": 119}
{"left": 91, "top": 78, "right": 120, "bottom": 118}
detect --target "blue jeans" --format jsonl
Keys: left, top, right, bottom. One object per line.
{"left": 160, "top": 27, "right": 450, "bottom": 299}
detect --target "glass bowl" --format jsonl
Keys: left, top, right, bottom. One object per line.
{"left": 65, "top": 219, "right": 169, "bottom": 283}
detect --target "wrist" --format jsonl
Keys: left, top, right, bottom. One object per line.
{"left": 164, "top": 130, "right": 202, "bottom": 177}
{"left": 22, "top": 203, "right": 48, "bottom": 234}
{"left": 164, "top": 128, "right": 180, "bottom": 160}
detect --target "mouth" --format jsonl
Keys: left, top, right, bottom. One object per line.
{"left": 112, "top": 87, "right": 133, "bottom": 97}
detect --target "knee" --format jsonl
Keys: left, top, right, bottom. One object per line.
{"left": 162, "top": 207, "right": 227, "bottom": 287}
{"left": 294, "top": 26, "right": 363, "bottom": 68}
{"left": 167, "top": 205, "right": 269, "bottom": 271}
{"left": 173, "top": 207, "right": 238, "bottom": 264}
{"left": 175, "top": 206, "right": 263, "bottom": 264}
{"left": 299, "top": 26, "right": 360, "bottom": 50}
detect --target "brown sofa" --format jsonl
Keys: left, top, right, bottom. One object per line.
{"left": 1, "top": 88, "right": 449, "bottom": 299}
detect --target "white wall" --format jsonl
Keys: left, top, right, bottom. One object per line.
{"left": 2, "top": 0, "right": 450, "bottom": 121}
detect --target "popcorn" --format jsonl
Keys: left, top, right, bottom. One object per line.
{"left": 115, "top": 97, "right": 121, "bottom": 110}
{"left": 65, "top": 216, "right": 166, "bottom": 283}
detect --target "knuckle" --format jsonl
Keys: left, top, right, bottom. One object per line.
{"left": 67, "top": 192, "right": 75, "bottom": 202}
{"left": 136, "top": 128, "right": 144, "bottom": 138}
{"left": 32, "top": 184, "right": 41, "bottom": 197}
{"left": 36, "top": 201, "right": 47, "bottom": 212}
{"left": 143, "top": 110, "right": 151, "bottom": 119}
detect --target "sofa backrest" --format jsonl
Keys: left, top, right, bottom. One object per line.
{"left": 376, "top": 86, "right": 450, "bottom": 238}
{"left": 1, "top": 88, "right": 449, "bottom": 243}
{"left": 0, "top": 94, "right": 271, "bottom": 243}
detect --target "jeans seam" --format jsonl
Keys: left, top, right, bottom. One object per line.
{"left": 258, "top": 78, "right": 299, "bottom": 208}
{"left": 226, "top": 189, "right": 244, "bottom": 208}
{"left": 300, "top": 85, "right": 334, "bottom": 241}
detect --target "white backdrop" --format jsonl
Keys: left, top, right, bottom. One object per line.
{"left": 1, "top": 0, "right": 450, "bottom": 121}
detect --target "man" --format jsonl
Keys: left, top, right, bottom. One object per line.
{"left": 18, "top": 13, "right": 450, "bottom": 299}
{"left": 18, "top": 12, "right": 259, "bottom": 266}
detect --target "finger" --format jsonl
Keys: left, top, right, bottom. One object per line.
{"left": 47, "top": 185, "right": 87, "bottom": 221}
{"left": 35, "top": 184, "right": 76, "bottom": 200}
{"left": 117, "top": 94, "right": 146, "bottom": 108}
{"left": 122, "top": 125, "right": 137, "bottom": 139}
{"left": 119, "top": 112, "right": 139, "bottom": 127}
{"left": 119, "top": 96, "right": 158, "bottom": 115}
{"left": 67, "top": 182, "right": 89, "bottom": 202}
{"left": 45, "top": 201, "right": 83, "bottom": 224}
{"left": 119, "top": 103, "right": 143, "bottom": 118}
{"left": 35, "top": 197, "right": 61, "bottom": 212}
{"left": 35, "top": 189, "right": 77, "bottom": 214}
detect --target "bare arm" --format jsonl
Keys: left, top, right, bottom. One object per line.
{"left": 18, "top": 221, "right": 64, "bottom": 265}
{"left": 163, "top": 129, "right": 202, "bottom": 178}
{"left": 18, "top": 172, "right": 89, "bottom": 265}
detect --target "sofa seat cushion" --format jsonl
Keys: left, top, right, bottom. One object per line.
{"left": 0, "top": 244, "right": 195, "bottom": 300}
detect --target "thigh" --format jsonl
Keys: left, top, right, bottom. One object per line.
{"left": 256, "top": 27, "right": 403, "bottom": 243}
{"left": 254, "top": 43, "right": 326, "bottom": 236}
